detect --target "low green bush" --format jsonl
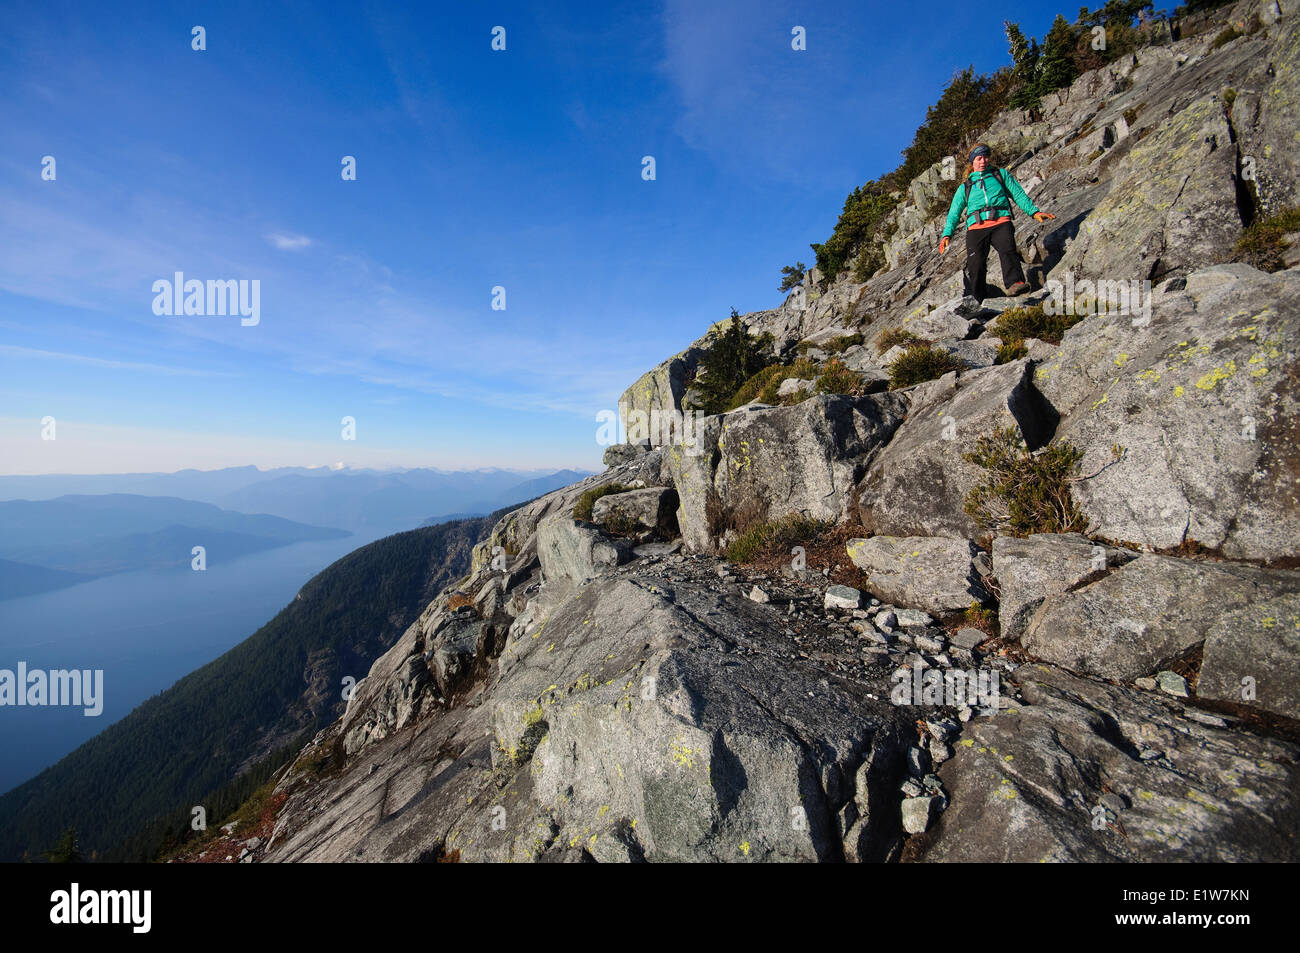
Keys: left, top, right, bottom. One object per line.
{"left": 887, "top": 343, "right": 963, "bottom": 389}
{"left": 875, "top": 327, "right": 925, "bottom": 355}
{"left": 995, "top": 340, "right": 1028, "bottom": 364}
{"left": 574, "top": 483, "right": 627, "bottom": 521}
{"left": 726, "top": 513, "right": 832, "bottom": 564}
{"left": 962, "top": 427, "right": 1088, "bottom": 536}
{"left": 1235, "top": 205, "right": 1300, "bottom": 272}
{"left": 815, "top": 358, "right": 863, "bottom": 395}
{"left": 989, "top": 303, "right": 1083, "bottom": 348}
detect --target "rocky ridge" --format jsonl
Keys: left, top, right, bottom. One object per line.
{"left": 259, "top": 0, "right": 1300, "bottom": 863}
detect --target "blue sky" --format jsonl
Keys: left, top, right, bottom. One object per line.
{"left": 0, "top": 0, "right": 1071, "bottom": 474}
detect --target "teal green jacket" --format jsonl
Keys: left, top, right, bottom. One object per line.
{"left": 941, "top": 168, "right": 1039, "bottom": 238}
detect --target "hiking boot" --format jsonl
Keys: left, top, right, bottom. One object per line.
{"left": 1005, "top": 281, "right": 1031, "bottom": 296}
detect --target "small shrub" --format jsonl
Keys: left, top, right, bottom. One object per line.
{"left": 875, "top": 327, "right": 924, "bottom": 355}
{"left": 962, "top": 427, "right": 1088, "bottom": 536}
{"left": 726, "top": 513, "right": 832, "bottom": 564}
{"left": 447, "top": 592, "right": 475, "bottom": 611}
{"left": 1122, "top": 105, "right": 1140, "bottom": 125}
{"left": 887, "top": 343, "right": 964, "bottom": 389}
{"left": 1235, "top": 205, "right": 1300, "bottom": 272}
{"left": 996, "top": 340, "right": 1028, "bottom": 364}
{"left": 824, "top": 332, "right": 865, "bottom": 353}
{"left": 602, "top": 510, "right": 643, "bottom": 537}
{"left": 574, "top": 483, "right": 627, "bottom": 521}
{"left": 728, "top": 358, "right": 819, "bottom": 409}
{"left": 852, "top": 242, "right": 885, "bottom": 282}
{"left": 964, "top": 601, "right": 995, "bottom": 632}
{"left": 988, "top": 303, "right": 1082, "bottom": 347}
{"left": 1222, "top": 88, "right": 1236, "bottom": 113}
{"left": 1086, "top": 148, "right": 1105, "bottom": 163}
{"left": 1210, "top": 25, "right": 1240, "bottom": 49}
{"left": 728, "top": 363, "right": 787, "bottom": 409}
{"left": 815, "top": 358, "right": 864, "bottom": 395}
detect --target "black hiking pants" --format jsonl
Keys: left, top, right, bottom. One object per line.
{"left": 963, "top": 220, "right": 1025, "bottom": 301}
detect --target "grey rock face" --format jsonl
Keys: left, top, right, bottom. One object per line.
{"left": 271, "top": 575, "right": 913, "bottom": 863}
{"left": 665, "top": 394, "right": 908, "bottom": 553}
{"left": 1035, "top": 266, "right": 1300, "bottom": 560}
{"left": 918, "top": 665, "right": 1300, "bottom": 862}
{"left": 1051, "top": 96, "right": 1240, "bottom": 282}
{"left": 992, "top": 533, "right": 1135, "bottom": 641}
{"left": 602, "top": 440, "right": 651, "bottom": 468}
{"left": 536, "top": 515, "right": 632, "bottom": 589}
{"left": 590, "top": 487, "right": 679, "bottom": 535}
{"left": 428, "top": 616, "right": 494, "bottom": 698}
{"left": 854, "top": 360, "right": 1058, "bottom": 539}
{"left": 1199, "top": 592, "right": 1300, "bottom": 720}
{"left": 1021, "top": 554, "right": 1300, "bottom": 680}
{"left": 846, "top": 536, "right": 990, "bottom": 614}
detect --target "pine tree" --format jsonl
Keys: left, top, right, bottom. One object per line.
{"left": 688, "top": 309, "right": 772, "bottom": 415}
{"left": 778, "top": 262, "right": 807, "bottom": 293}
{"left": 1038, "top": 15, "right": 1080, "bottom": 93}
{"left": 1005, "top": 21, "right": 1042, "bottom": 109}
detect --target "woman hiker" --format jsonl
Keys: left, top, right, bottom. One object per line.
{"left": 938, "top": 143, "right": 1054, "bottom": 301}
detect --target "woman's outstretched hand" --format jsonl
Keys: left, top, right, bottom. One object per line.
{"left": 939, "top": 236, "right": 950, "bottom": 254}
{"left": 1033, "top": 211, "right": 1056, "bottom": 222}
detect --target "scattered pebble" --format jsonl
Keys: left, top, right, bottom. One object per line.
{"left": 1157, "top": 671, "right": 1189, "bottom": 697}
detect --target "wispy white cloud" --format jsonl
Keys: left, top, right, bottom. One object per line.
{"left": 266, "top": 233, "right": 313, "bottom": 251}
{"left": 0, "top": 344, "right": 231, "bottom": 377}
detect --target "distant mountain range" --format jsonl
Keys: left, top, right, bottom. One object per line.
{"left": 0, "top": 505, "right": 515, "bottom": 861}
{"left": 0, "top": 466, "right": 594, "bottom": 534}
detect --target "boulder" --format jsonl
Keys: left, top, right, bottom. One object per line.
{"left": 536, "top": 515, "right": 631, "bottom": 588}
{"left": 591, "top": 487, "right": 679, "bottom": 535}
{"left": 898, "top": 302, "right": 975, "bottom": 342}
{"left": 777, "top": 377, "right": 815, "bottom": 398}
{"left": 846, "top": 536, "right": 990, "bottom": 614}
{"left": 854, "top": 360, "right": 1058, "bottom": 538}
{"left": 1034, "top": 266, "right": 1300, "bottom": 560}
{"left": 428, "top": 616, "right": 494, "bottom": 697}
{"left": 917, "top": 664, "right": 1300, "bottom": 862}
{"left": 1198, "top": 591, "right": 1300, "bottom": 720}
{"left": 665, "top": 394, "right": 908, "bottom": 553}
{"left": 992, "top": 533, "right": 1135, "bottom": 641}
{"left": 273, "top": 574, "right": 915, "bottom": 863}
{"left": 1021, "top": 554, "right": 1300, "bottom": 680}
{"left": 937, "top": 337, "right": 1002, "bottom": 369}
{"left": 602, "top": 440, "right": 651, "bottom": 467}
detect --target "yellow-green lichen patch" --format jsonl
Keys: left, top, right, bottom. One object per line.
{"left": 670, "top": 738, "right": 699, "bottom": 769}
{"left": 1195, "top": 361, "right": 1237, "bottom": 390}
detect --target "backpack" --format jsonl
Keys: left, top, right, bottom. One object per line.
{"left": 961, "top": 168, "right": 1013, "bottom": 227}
